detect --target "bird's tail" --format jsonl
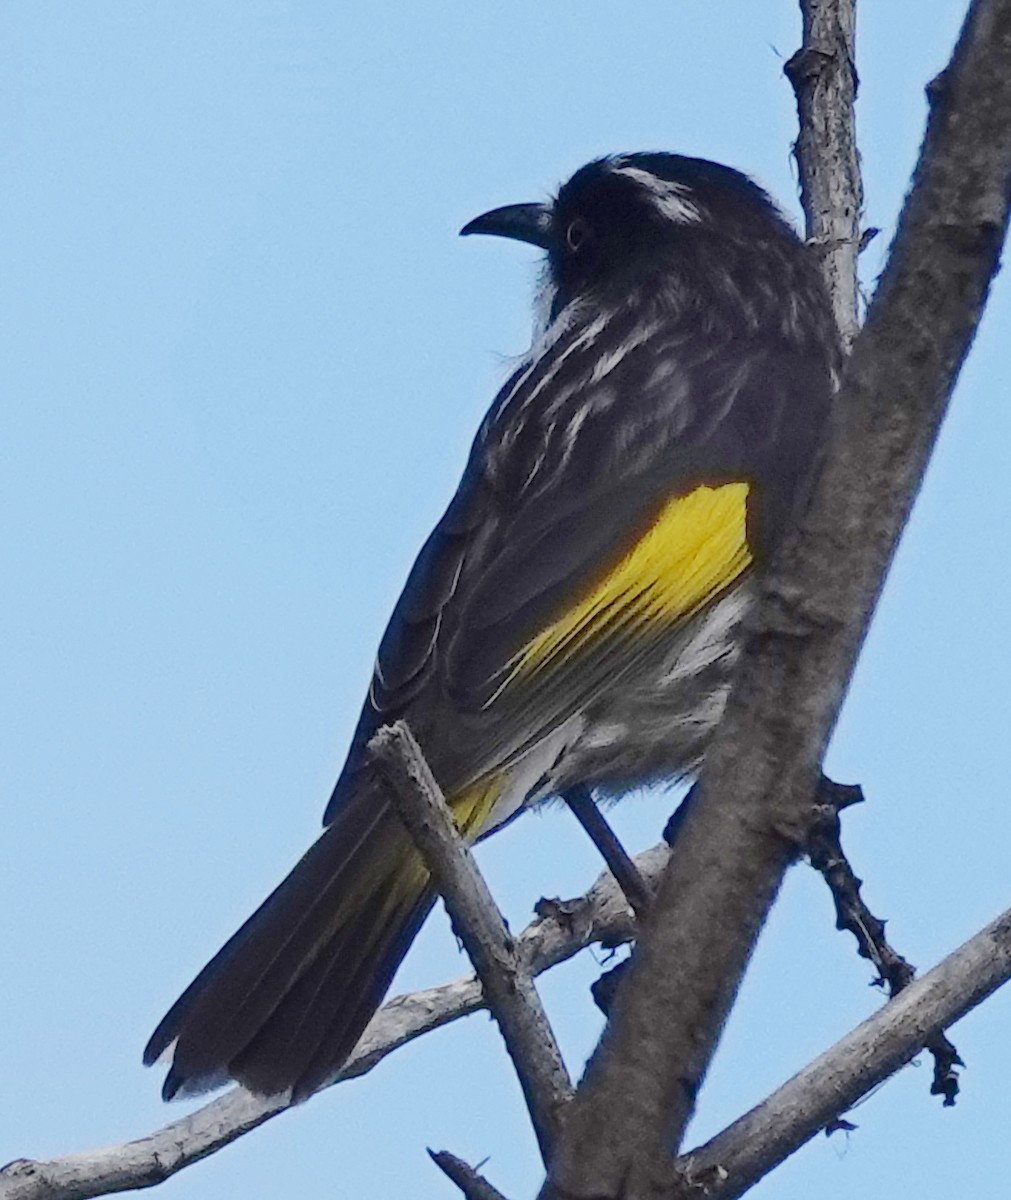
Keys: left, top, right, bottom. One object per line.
{"left": 145, "top": 775, "right": 499, "bottom": 1103}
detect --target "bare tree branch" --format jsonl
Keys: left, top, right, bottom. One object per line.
{"left": 0, "top": 1091, "right": 281, "bottom": 1200}
{"left": 5, "top": 842, "right": 1008, "bottom": 1200}
{"left": 0, "top": 845, "right": 667, "bottom": 1200}
{"left": 370, "top": 721, "right": 574, "bottom": 1162}
{"left": 543, "top": 1, "right": 1011, "bottom": 1194}
{"left": 806, "top": 779, "right": 962, "bottom": 1103}
{"left": 786, "top": 0, "right": 862, "bottom": 345}
{"left": 429, "top": 1150, "right": 513, "bottom": 1200}
{"left": 675, "top": 906, "right": 1011, "bottom": 1199}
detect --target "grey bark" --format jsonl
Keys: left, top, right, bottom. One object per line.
{"left": 371, "top": 722, "right": 573, "bottom": 1162}
{"left": 676, "top": 907, "right": 1011, "bottom": 1199}
{"left": 786, "top": 0, "right": 863, "bottom": 345}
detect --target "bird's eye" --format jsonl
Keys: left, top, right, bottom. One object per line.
{"left": 566, "top": 218, "right": 591, "bottom": 252}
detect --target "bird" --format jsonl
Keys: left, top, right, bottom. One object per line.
{"left": 145, "top": 152, "right": 841, "bottom": 1104}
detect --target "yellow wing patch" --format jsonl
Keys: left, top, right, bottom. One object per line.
{"left": 338, "top": 775, "right": 504, "bottom": 933}
{"left": 512, "top": 482, "right": 752, "bottom": 680}
{"left": 450, "top": 774, "right": 505, "bottom": 842}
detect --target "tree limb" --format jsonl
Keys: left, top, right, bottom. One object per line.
{"left": 370, "top": 721, "right": 573, "bottom": 1163}
{"left": 543, "top": 1, "right": 1011, "bottom": 1194}
{"left": 675, "top": 905, "right": 1011, "bottom": 1199}
{"left": 429, "top": 1150, "right": 513, "bottom": 1200}
{"left": 786, "top": 0, "right": 862, "bottom": 346}
{"left": 806, "top": 779, "right": 962, "bottom": 1103}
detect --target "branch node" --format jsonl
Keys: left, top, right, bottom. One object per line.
{"left": 676, "top": 1154, "right": 730, "bottom": 1197}
{"left": 783, "top": 45, "right": 833, "bottom": 85}
{"left": 590, "top": 958, "right": 630, "bottom": 1016}
{"left": 859, "top": 226, "right": 881, "bottom": 253}
{"left": 428, "top": 1149, "right": 513, "bottom": 1200}
{"left": 824, "top": 1117, "right": 858, "bottom": 1136}
{"left": 926, "top": 68, "right": 950, "bottom": 108}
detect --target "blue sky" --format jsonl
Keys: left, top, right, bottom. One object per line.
{"left": 3, "top": 3, "right": 1008, "bottom": 1198}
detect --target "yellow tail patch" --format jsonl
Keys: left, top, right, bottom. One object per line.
{"left": 513, "top": 482, "right": 752, "bottom": 679}
{"left": 450, "top": 774, "right": 505, "bottom": 842}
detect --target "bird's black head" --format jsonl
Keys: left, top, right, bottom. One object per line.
{"left": 462, "top": 153, "right": 799, "bottom": 315}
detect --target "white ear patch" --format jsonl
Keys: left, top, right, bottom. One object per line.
{"left": 611, "top": 164, "right": 704, "bottom": 225}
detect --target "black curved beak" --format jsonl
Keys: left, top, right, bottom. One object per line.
{"left": 460, "top": 202, "right": 554, "bottom": 249}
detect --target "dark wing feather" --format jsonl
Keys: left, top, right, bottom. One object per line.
{"left": 327, "top": 304, "right": 833, "bottom": 820}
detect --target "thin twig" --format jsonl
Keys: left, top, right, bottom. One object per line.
{"left": 807, "top": 780, "right": 963, "bottom": 1104}
{"left": 563, "top": 786, "right": 653, "bottom": 918}
{"left": 428, "top": 1151, "right": 513, "bottom": 1200}
{"left": 370, "top": 721, "right": 573, "bottom": 1164}
{"left": 674, "top": 905, "right": 1011, "bottom": 1199}
{"left": 785, "top": 0, "right": 862, "bottom": 347}
{"left": 543, "top": 2, "right": 1011, "bottom": 1195}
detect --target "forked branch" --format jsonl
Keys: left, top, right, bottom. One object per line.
{"left": 543, "top": 1, "right": 1011, "bottom": 1195}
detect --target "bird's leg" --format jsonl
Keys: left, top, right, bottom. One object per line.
{"left": 562, "top": 785, "right": 652, "bottom": 919}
